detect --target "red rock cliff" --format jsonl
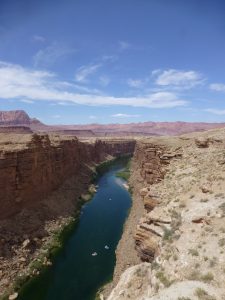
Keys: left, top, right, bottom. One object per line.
{"left": 0, "top": 134, "right": 135, "bottom": 220}
{"left": 130, "top": 139, "right": 182, "bottom": 262}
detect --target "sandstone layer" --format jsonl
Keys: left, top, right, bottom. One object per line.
{"left": 107, "top": 129, "right": 225, "bottom": 300}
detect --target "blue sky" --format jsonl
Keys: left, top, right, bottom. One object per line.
{"left": 0, "top": 0, "right": 225, "bottom": 124}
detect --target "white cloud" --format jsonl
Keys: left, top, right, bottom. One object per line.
{"left": 119, "top": 41, "right": 131, "bottom": 51}
{"left": 75, "top": 64, "right": 102, "bottom": 83}
{"left": 205, "top": 108, "right": 225, "bottom": 115}
{"left": 154, "top": 69, "right": 204, "bottom": 88}
{"left": 52, "top": 114, "right": 61, "bottom": 118}
{"left": 209, "top": 83, "right": 225, "bottom": 92}
{"left": 33, "top": 43, "right": 75, "bottom": 67}
{"left": 33, "top": 35, "right": 45, "bottom": 43}
{"left": 20, "top": 99, "right": 34, "bottom": 104}
{"left": 127, "top": 79, "right": 145, "bottom": 88}
{"left": 0, "top": 61, "right": 188, "bottom": 108}
{"left": 72, "top": 84, "right": 101, "bottom": 94}
{"left": 102, "top": 55, "right": 118, "bottom": 62}
{"left": 111, "top": 113, "right": 140, "bottom": 118}
{"left": 151, "top": 69, "right": 161, "bottom": 76}
{"left": 99, "top": 75, "right": 110, "bottom": 86}
{"left": 58, "top": 102, "right": 71, "bottom": 106}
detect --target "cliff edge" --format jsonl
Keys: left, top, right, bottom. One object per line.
{"left": 107, "top": 129, "right": 225, "bottom": 300}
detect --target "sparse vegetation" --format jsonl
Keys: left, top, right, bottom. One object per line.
{"left": 218, "top": 238, "right": 225, "bottom": 247}
{"left": 219, "top": 202, "right": 225, "bottom": 216}
{"left": 200, "top": 198, "right": 208, "bottom": 203}
{"left": 188, "top": 248, "right": 199, "bottom": 256}
{"left": 163, "top": 228, "right": 174, "bottom": 242}
{"left": 116, "top": 160, "right": 131, "bottom": 181}
{"left": 200, "top": 272, "right": 214, "bottom": 283}
{"left": 209, "top": 257, "right": 217, "bottom": 268}
{"left": 188, "top": 270, "right": 201, "bottom": 281}
{"left": 155, "top": 271, "right": 172, "bottom": 287}
{"left": 195, "top": 288, "right": 216, "bottom": 300}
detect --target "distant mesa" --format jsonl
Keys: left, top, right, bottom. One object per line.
{"left": 0, "top": 109, "right": 225, "bottom": 137}
{"left": 0, "top": 110, "right": 41, "bottom": 126}
{"left": 0, "top": 125, "right": 33, "bottom": 134}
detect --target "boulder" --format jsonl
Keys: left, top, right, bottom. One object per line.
{"left": 195, "top": 137, "right": 210, "bottom": 148}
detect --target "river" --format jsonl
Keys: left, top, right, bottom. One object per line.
{"left": 18, "top": 159, "right": 131, "bottom": 300}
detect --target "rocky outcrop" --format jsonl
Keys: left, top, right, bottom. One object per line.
{"left": 0, "top": 110, "right": 42, "bottom": 127}
{"left": 0, "top": 110, "right": 31, "bottom": 125}
{"left": 195, "top": 137, "right": 210, "bottom": 148}
{"left": 130, "top": 141, "right": 181, "bottom": 262}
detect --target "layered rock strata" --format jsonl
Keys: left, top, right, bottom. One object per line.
{"left": 108, "top": 131, "right": 225, "bottom": 300}
{"left": 0, "top": 134, "right": 135, "bottom": 220}
{"left": 131, "top": 141, "right": 181, "bottom": 262}
{"left": 0, "top": 133, "right": 135, "bottom": 297}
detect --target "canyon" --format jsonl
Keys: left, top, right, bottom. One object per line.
{"left": 1, "top": 114, "right": 225, "bottom": 300}
{"left": 0, "top": 133, "right": 135, "bottom": 298}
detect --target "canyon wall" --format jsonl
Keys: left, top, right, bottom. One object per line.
{"left": 0, "top": 133, "right": 135, "bottom": 296}
{"left": 0, "top": 134, "right": 135, "bottom": 220}
{"left": 108, "top": 132, "right": 225, "bottom": 300}
{"left": 130, "top": 140, "right": 182, "bottom": 262}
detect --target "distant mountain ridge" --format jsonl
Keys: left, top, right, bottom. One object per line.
{"left": 0, "top": 110, "right": 42, "bottom": 126}
{"left": 59, "top": 121, "right": 225, "bottom": 136}
{"left": 0, "top": 110, "right": 225, "bottom": 136}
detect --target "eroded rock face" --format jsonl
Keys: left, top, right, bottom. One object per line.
{"left": 0, "top": 110, "right": 31, "bottom": 126}
{"left": 108, "top": 130, "right": 225, "bottom": 300}
{"left": 130, "top": 141, "right": 177, "bottom": 262}
{"left": 0, "top": 134, "right": 135, "bottom": 220}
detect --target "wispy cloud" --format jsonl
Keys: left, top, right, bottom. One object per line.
{"left": 75, "top": 64, "right": 102, "bottom": 83}
{"left": 154, "top": 69, "right": 204, "bottom": 89}
{"left": 119, "top": 41, "right": 131, "bottom": 51}
{"left": 0, "top": 61, "right": 188, "bottom": 108}
{"left": 33, "top": 35, "right": 46, "bottom": 43}
{"left": 33, "top": 42, "right": 75, "bottom": 67}
{"left": 205, "top": 108, "right": 225, "bottom": 115}
{"left": 20, "top": 99, "right": 34, "bottom": 104}
{"left": 102, "top": 55, "right": 118, "bottom": 62}
{"left": 52, "top": 114, "right": 61, "bottom": 118}
{"left": 209, "top": 83, "right": 225, "bottom": 92}
{"left": 127, "top": 78, "right": 145, "bottom": 88}
{"left": 111, "top": 113, "right": 140, "bottom": 118}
